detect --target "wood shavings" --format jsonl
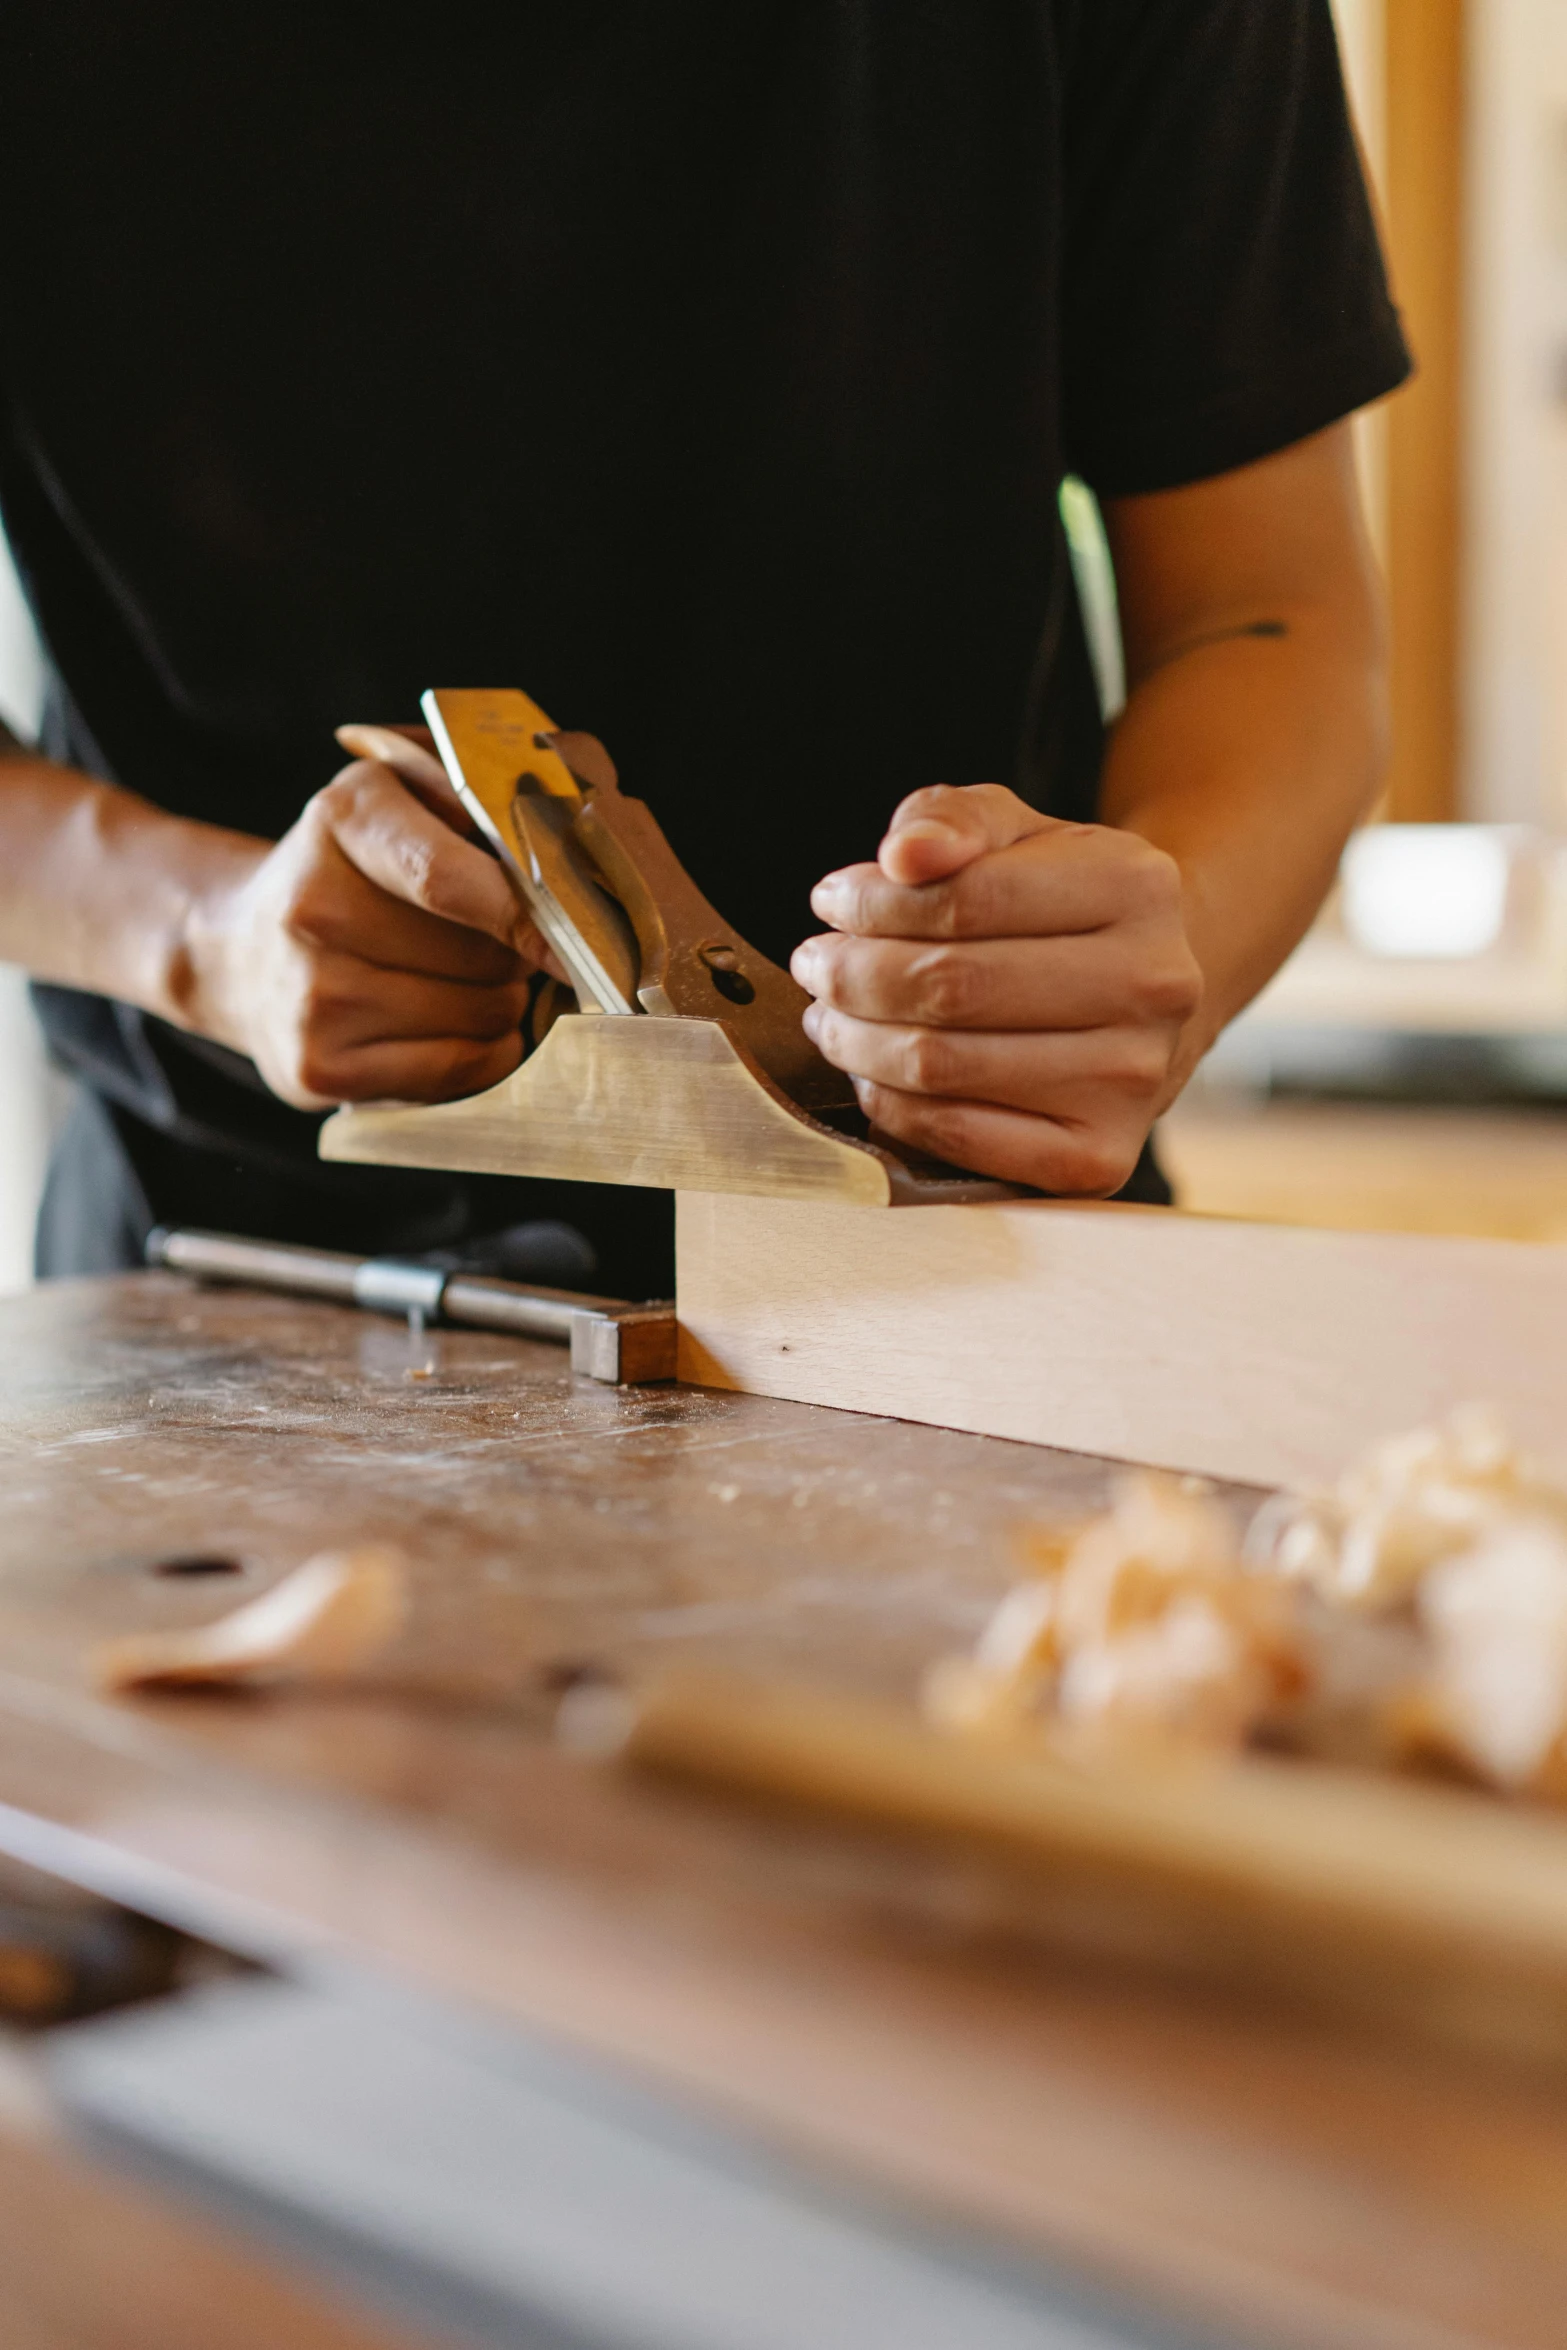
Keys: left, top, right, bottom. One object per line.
{"left": 1242, "top": 1403, "right": 1567, "bottom": 1794}
{"left": 932, "top": 1408, "right": 1567, "bottom": 1807}
{"left": 1244, "top": 1404, "right": 1561, "bottom": 1611}
{"left": 925, "top": 1475, "right": 1304, "bottom": 1755}
{"left": 93, "top": 1547, "right": 409, "bottom": 1693}
{"left": 1405, "top": 1518, "right": 1567, "bottom": 1791}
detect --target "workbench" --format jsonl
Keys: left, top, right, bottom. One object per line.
{"left": 2, "top": 1272, "right": 1566, "bottom": 2350}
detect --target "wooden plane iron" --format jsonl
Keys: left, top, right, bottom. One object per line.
{"left": 320, "top": 688, "right": 1012, "bottom": 1205}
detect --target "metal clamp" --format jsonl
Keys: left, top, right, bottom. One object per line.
{"left": 145, "top": 1229, "right": 677, "bottom": 1386}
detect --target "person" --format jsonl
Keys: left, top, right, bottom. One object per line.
{"left": 0, "top": 3, "right": 1406, "bottom": 1300}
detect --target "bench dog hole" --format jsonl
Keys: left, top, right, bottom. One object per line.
{"left": 151, "top": 1554, "right": 244, "bottom": 1579}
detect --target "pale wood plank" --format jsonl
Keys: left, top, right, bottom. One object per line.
{"left": 675, "top": 1191, "right": 1567, "bottom": 1488}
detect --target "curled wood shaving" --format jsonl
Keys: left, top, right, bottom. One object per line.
{"left": 1408, "top": 1519, "right": 1567, "bottom": 1790}
{"left": 1244, "top": 1404, "right": 1562, "bottom": 1611}
{"left": 926, "top": 1475, "right": 1303, "bottom": 1755}
{"left": 1243, "top": 1404, "right": 1567, "bottom": 1792}
{"left": 93, "top": 1547, "right": 409, "bottom": 1693}
{"left": 934, "top": 1409, "right": 1567, "bottom": 1804}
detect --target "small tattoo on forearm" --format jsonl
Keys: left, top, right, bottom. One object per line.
{"left": 1188, "top": 619, "right": 1290, "bottom": 650}
{"left": 1145, "top": 618, "right": 1291, "bottom": 678}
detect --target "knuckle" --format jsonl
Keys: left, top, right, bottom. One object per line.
{"left": 910, "top": 946, "right": 975, "bottom": 1025}
{"left": 1070, "top": 1135, "right": 1139, "bottom": 1197}
{"left": 902, "top": 1095, "right": 976, "bottom": 1162}
{"left": 448, "top": 1038, "right": 512, "bottom": 1093}
{"left": 970, "top": 781, "right": 1025, "bottom": 829}
{"left": 928, "top": 891, "right": 963, "bottom": 941}
{"left": 813, "top": 1007, "right": 849, "bottom": 1065}
{"left": 293, "top": 1044, "right": 341, "bottom": 1102}
{"left": 296, "top": 971, "right": 343, "bottom": 1034}
{"left": 828, "top": 876, "right": 874, "bottom": 932}
{"left": 1109, "top": 1033, "right": 1171, "bottom": 1093}
{"left": 904, "top": 1028, "right": 959, "bottom": 1093}
{"left": 280, "top": 876, "right": 334, "bottom": 944}
{"left": 893, "top": 783, "right": 962, "bottom": 825}
{"left": 392, "top": 829, "right": 441, "bottom": 908}
{"left": 1119, "top": 835, "right": 1182, "bottom": 910}
{"left": 803, "top": 935, "right": 849, "bottom": 1000}
{"left": 1177, "top": 950, "right": 1206, "bottom": 1015}
{"left": 1131, "top": 951, "right": 1202, "bottom": 1023}
{"left": 930, "top": 874, "right": 979, "bottom": 938}
{"left": 313, "top": 772, "right": 363, "bottom": 826}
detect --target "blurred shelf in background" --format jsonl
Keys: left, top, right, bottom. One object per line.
{"left": 1225, "top": 823, "right": 1567, "bottom": 1045}
{"left": 1183, "top": 823, "right": 1567, "bottom": 1241}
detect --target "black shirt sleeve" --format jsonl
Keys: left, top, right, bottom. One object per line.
{"left": 1059, "top": 0, "right": 1411, "bottom": 497}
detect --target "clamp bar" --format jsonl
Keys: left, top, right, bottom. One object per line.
{"left": 144, "top": 1229, "right": 677, "bottom": 1386}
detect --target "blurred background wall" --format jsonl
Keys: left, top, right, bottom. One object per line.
{"left": 1464, "top": 0, "right": 1567, "bottom": 829}
{"left": 1327, "top": 0, "right": 1567, "bottom": 834}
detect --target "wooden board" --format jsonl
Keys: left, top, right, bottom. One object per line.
{"left": 675, "top": 1190, "right": 1567, "bottom": 1488}
{"left": 614, "top": 1672, "right": 1567, "bottom": 2075}
{"left": 9, "top": 1277, "right": 1567, "bottom": 2349}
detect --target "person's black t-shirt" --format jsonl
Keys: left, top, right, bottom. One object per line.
{"left": 0, "top": 1, "right": 1408, "bottom": 1289}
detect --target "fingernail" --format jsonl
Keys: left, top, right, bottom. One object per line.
{"left": 811, "top": 873, "right": 849, "bottom": 913}
{"left": 791, "top": 941, "right": 822, "bottom": 986}
{"left": 801, "top": 1003, "right": 821, "bottom": 1042}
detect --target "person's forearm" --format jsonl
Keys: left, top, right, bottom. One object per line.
{"left": 1098, "top": 606, "right": 1388, "bottom": 1084}
{"left": 0, "top": 743, "right": 262, "bottom": 1027}
{"left": 0, "top": 728, "right": 541, "bottom": 1110}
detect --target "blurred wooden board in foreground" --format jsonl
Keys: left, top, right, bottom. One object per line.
{"left": 610, "top": 1672, "right": 1567, "bottom": 2079}
{"left": 676, "top": 1188, "right": 1567, "bottom": 1489}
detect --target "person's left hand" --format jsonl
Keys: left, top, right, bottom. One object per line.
{"left": 790, "top": 784, "right": 1204, "bottom": 1193}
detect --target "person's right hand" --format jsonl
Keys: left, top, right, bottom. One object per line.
{"left": 185, "top": 724, "right": 559, "bottom": 1110}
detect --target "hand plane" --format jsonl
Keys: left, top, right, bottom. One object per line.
{"left": 320, "top": 688, "right": 1012, "bottom": 1205}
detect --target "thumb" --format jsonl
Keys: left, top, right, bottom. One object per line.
{"left": 878, "top": 783, "right": 1058, "bottom": 886}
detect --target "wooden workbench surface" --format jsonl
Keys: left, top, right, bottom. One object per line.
{"left": 4, "top": 1273, "right": 1567, "bottom": 2350}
